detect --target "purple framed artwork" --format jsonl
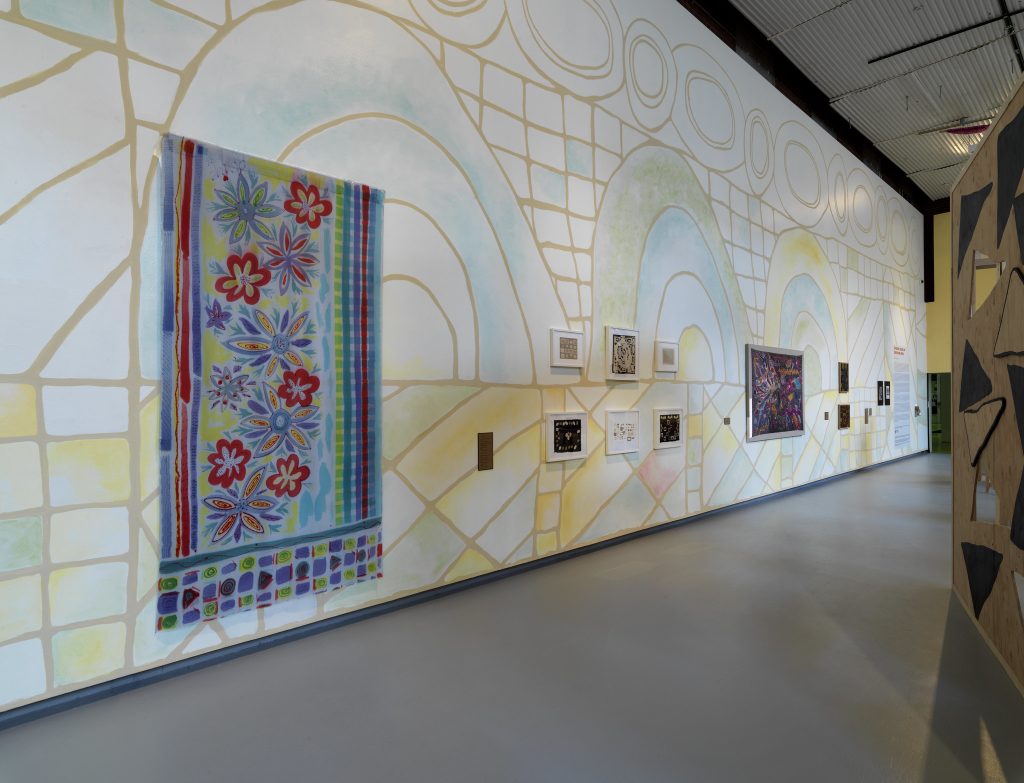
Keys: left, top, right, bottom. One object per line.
{"left": 746, "top": 344, "right": 804, "bottom": 442}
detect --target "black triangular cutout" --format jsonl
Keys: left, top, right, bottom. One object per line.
{"left": 958, "top": 183, "right": 993, "bottom": 276}
{"left": 1009, "top": 364, "right": 1024, "bottom": 450}
{"left": 959, "top": 340, "right": 992, "bottom": 412}
{"left": 1012, "top": 472, "right": 1024, "bottom": 551}
{"left": 1014, "top": 196, "right": 1024, "bottom": 258}
{"left": 961, "top": 542, "right": 1003, "bottom": 618}
{"left": 996, "top": 269, "right": 1024, "bottom": 357}
{"left": 964, "top": 398, "right": 1005, "bottom": 466}
{"left": 998, "top": 107, "right": 1024, "bottom": 248}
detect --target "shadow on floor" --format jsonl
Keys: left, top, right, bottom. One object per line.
{"left": 920, "top": 596, "right": 1024, "bottom": 782}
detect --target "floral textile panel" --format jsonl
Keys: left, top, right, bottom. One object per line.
{"left": 157, "top": 135, "right": 383, "bottom": 629}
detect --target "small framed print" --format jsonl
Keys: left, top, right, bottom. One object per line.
{"left": 550, "top": 328, "right": 584, "bottom": 369}
{"left": 877, "top": 381, "right": 885, "bottom": 407}
{"left": 884, "top": 380, "right": 891, "bottom": 406}
{"left": 655, "top": 341, "right": 679, "bottom": 373}
{"left": 546, "top": 412, "right": 587, "bottom": 462}
{"left": 606, "top": 409, "right": 640, "bottom": 455}
{"left": 654, "top": 408, "right": 682, "bottom": 449}
{"left": 838, "top": 404, "right": 850, "bottom": 430}
{"left": 838, "top": 362, "right": 849, "bottom": 393}
{"left": 606, "top": 326, "right": 638, "bottom": 380}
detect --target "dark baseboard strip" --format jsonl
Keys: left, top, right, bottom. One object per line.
{"left": 0, "top": 450, "right": 930, "bottom": 732}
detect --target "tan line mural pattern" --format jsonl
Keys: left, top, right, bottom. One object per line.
{"left": 0, "top": 0, "right": 926, "bottom": 710}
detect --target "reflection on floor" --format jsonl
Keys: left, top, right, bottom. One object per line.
{"left": 1, "top": 454, "right": 1022, "bottom": 783}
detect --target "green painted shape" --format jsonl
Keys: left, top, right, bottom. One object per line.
{"left": 21, "top": 0, "right": 116, "bottom": 42}
{"left": 0, "top": 516, "right": 42, "bottom": 572}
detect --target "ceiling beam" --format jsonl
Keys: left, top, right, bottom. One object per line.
{"left": 866, "top": 15, "right": 1007, "bottom": 65}
{"left": 674, "top": 0, "right": 937, "bottom": 214}
{"left": 997, "top": 0, "right": 1024, "bottom": 73}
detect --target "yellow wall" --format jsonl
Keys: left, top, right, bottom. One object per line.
{"left": 927, "top": 213, "right": 952, "bottom": 373}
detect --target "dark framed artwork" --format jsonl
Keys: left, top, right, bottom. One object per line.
{"left": 838, "top": 362, "right": 849, "bottom": 393}
{"left": 884, "top": 380, "right": 891, "bottom": 405}
{"left": 545, "top": 412, "right": 587, "bottom": 462}
{"left": 838, "top": 404, "right": 851, "bottom": 430}
{"left": 746, "top": 344, "right": 804, "bottom": 441}
{"left": 877, "top": 381, "right": 885, "bottom": 406}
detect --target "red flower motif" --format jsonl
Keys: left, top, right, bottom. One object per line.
{"left": 284, "top": 181, "right": 332, "bottom": 229}
{"left": 278, "top": 367, "right": 320, "bottom": 407}
{"left": 266, "top": 453, "right": 310, "bottom": 498}
{"left": 214, "top": 252, "right": 271, "bottom": 305}
{"left": 207, "top": 438, "right": 251, "bottom": 488}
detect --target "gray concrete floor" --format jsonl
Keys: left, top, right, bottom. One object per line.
{"left": 2, "top": 453, "right": 1023, "bottom": 783}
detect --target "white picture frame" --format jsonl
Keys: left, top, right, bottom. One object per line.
{"left": 605, "top": 326, "right": 639, "bottom": 380}
{"left": 653, "top": 408, "right": 683, "bottom": 449}
{"left": 605, "top": 409, "right": 640, "bottom": 455}
{"left": 549, "top": 328, "right": 584, "bottom": 369}
{"left": 654, "top": 341, "right": 679, "bottom": 373}
{"left": 545, "top": 412, "right": 588, "bottom": 462}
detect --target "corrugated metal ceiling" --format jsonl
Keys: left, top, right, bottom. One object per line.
{"left": 730, "top": 0, "right": 1024, "bottom": 201}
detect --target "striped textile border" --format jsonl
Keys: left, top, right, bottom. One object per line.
{"left": 336, "top": 181, "right": 383, "bottom": 527}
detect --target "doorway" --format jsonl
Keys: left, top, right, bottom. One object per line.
{"left": 928, "top": 373, "right": 951, "bottom": 453}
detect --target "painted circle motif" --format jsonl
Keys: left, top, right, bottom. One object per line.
{"left": 744, "top": 109, "right": 773, "bottom": 195}
{"left": 827, "top": 154, "right": 848, "bottom": 235}
{"left": 409, "top": 0, "right": 504, "bottom": 46}
{"left": 624, "top": 18, "right": 677, "bottom": 130}
{"left": 890, "top": 198, "right": 909, "bottom": 263}
{"left": 848, "top": 168, "right": 876, "bottom": 247}
{"left": 774, "top": 121, "right": 827, "bottom": 226}
{"left": 672, "top": 45, "right": 744, "bottom": 171}
{"left": 507, "top": 0, "right": 624, "bottom": 97}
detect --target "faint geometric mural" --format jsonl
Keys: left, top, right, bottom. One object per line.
{"left": 0, "top": 0, "right": 926, "bottom": 712}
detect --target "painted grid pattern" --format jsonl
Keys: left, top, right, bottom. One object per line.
{"left": 0, "top": 0, "right": 925, "bottom": 712}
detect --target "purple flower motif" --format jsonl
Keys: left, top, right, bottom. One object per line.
{"left": 203, "top": 467, "right": 282, "bottom": 544}
{"left": 205, "top": 299, "right": 232, "bottom": 331}
{"left": 259, "top": 224, "right": 318, "bottom": 295}
{"left": 225, "top": 307, "right": 313, "bottom": 377}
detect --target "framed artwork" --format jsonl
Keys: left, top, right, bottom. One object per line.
{"left": 546, "top": 412, "right": 587, "bottom": 462}
{"left": 884, "top": 380, "right": 891, "bottom": 405}
{"left": 838, "top": 404, "right": 851, "bottom": 430}
{"left": 605, "top": 409, "right": 640, "bottom": 455}
{"left": 877, "top": 381, "right": 885, "bottom": 406}
{"left": 550, "top": 328, "right": 584, "bottom": 369}
{"left": 746, "top": 344, "right": 804, "bottom": 441}
{"left": 605, "top": 326, "right": 639, "bottom": 380}
{"left": 655, "top": 341, "right": 679, "bottom": 373}
{"left": 156, "top": 135, "right": 383, "bottom": 630}
{"left": 654, "top": 408, "right": 682, "bottom": 449}
{"left": 838, "top": 362, "right": 849, "bottom": 393}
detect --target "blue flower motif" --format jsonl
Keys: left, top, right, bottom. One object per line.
{"left": 240, "top": 383, "right": 319, "bottom": 458}
{"left": 225, "top": 307, "right": 313, "bottom": 377}
{"left": 212, "top": 169, "right": 280, "bottom": 244}
{"left": 205, "top": 299, "right": 232, "bottom": 331}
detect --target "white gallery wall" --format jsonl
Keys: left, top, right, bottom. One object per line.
{"left": 0, "top": 0, "right": 926, "bottom": 711}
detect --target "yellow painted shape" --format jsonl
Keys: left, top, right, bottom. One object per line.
{"left": 679, "top": 326, "right": 714, "bottom": 381}
{"left": 535, "top": 492, "right": 559, "bottom": 531}
{"left": 926, "top": 212, "right": 951, "bottom": 373}
{"left": 0, "top": 574, "right": 42, "bottom": 643}
{"left": 559, "top": 418, "right": 632, "bottom": 546}
{"left": 51, "top": 622, "right": 126, "bottom": 686}
{"left": 139, "top": 394, "right": 160, "bottom": 497}
{"left": 399, "top": 387, "right": 541, "bottom": 500}
{"left": 49, "top": 563, "right": 128, "bottom": 625}
{"left": 436, "top": 425, "right": 539, "bottom": 537}
{"left": 47, "top": 438, "right": 130, "bottom": 506}
{"left": 536, "top": 531, "right": 558, "bottom": 556}
{"left": 0, "top": 442, "right": 43, "bottom": 513}
{"left": 443, "top": 548, "right": 492, "bottom": 583}
{"left": 0, "top": 385, "right": 37, "bottom": 437}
